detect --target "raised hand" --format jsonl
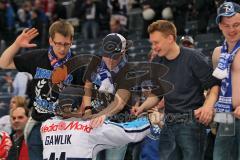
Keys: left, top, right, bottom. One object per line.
{"left": 15, "top": 28, "right": 39, "bottom": 48}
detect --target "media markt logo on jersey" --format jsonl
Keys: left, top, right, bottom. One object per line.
{"left": 41, "top": 121, "right": 92, "bottom": 133}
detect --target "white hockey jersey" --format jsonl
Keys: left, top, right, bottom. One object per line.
{"left": 41, "top": 117, "right": 150, "bottom": 160}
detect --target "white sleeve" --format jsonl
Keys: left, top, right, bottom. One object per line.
{"left": 90, "top": 117, "right": 150, "bottom": 148}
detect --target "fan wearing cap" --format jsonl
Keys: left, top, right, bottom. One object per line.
{"left": 212, "top": 2, "right": 240, "bottom": 160}
{"left": 81, "top": 33, "right": 133, "bottom": 127}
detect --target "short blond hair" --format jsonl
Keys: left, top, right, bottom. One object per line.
{"left": 49, "top": 19, "right": 74, "bottom": 39}
{"left": 11, "top": 96, "right": 27, "bottom": 107}
{"left": 148, "top": 20, "right": 177, "bottom": 40}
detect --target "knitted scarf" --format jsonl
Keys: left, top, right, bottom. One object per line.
{"left": 48, "top": 46, "right": 72, "bottom": 69}
{"left": 213, "top": 40, "right": 240, "bottom": 112}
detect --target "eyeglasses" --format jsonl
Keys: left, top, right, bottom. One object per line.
{"left": 52, "top": 40, "right": 72, "bottom": 49}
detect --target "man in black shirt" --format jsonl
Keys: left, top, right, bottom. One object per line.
{"left": 0, "top": 20, "right": 85, "bottom": 160}
{"left": 148, "top": 20, "right": 220, "bottom": 160}
{"left": 82, "top": 33, "right": 133, "bottom": 128}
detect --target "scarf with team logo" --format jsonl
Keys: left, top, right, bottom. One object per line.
{"left": 213, "top": 40, "right": 240, "bottom": 112}
{"left": 48, "top": 46, "right": 72, "bottom": 69}
{"left": 92, "top": 55, "right": 127, "bottom": 94}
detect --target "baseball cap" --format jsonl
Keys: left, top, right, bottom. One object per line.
{"left": 216, "top": 2, "right": 240, "bottom": 24}
{"left": 101, "top": 33, "right": 132, "bottom": 58}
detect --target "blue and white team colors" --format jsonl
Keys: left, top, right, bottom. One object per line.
{"left": 41, "top": 117, "right": 150, "bottom": 159}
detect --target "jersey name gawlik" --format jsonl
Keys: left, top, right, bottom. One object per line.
{"left": 41, "top": 117, "right": 150, "bottom": 159}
